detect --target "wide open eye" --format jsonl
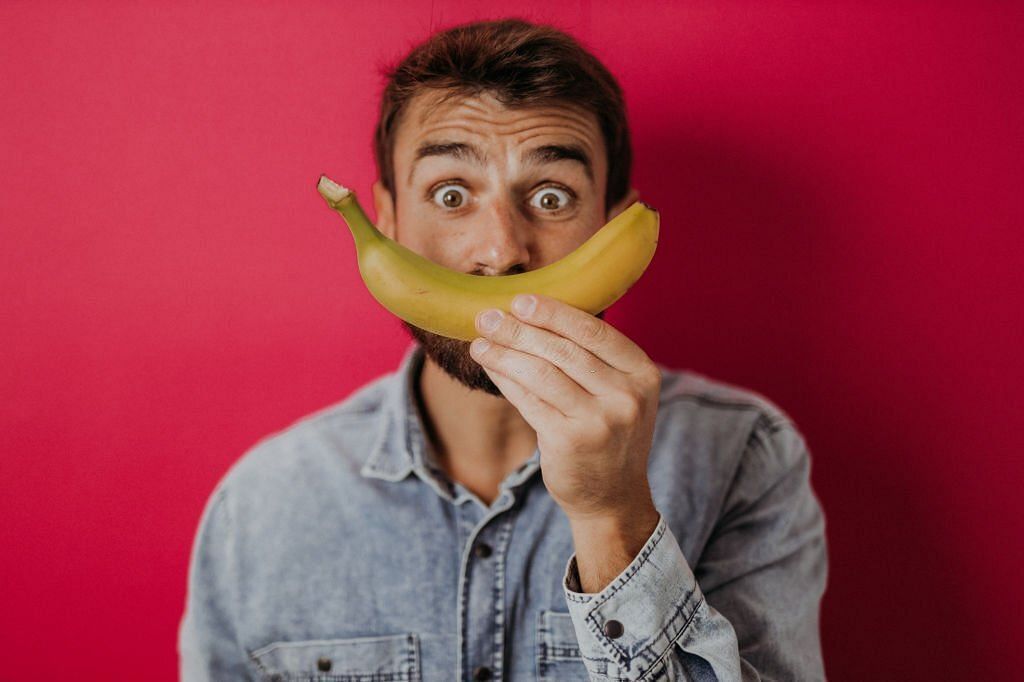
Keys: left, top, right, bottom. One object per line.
{"left": 431, "top": 184, "right": 469, "bottom": 209}
{"left": 529, "top": 186, "right": 573, "bottom": 212}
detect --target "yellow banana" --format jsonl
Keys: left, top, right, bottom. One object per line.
{"left": 316, "top": 174, "right": 659, "bottom": 341}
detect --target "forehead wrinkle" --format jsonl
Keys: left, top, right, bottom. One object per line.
{"left": 447, "top": 112, "right": 596, "bottom": 139}
{"left": 515, "top": 128, "right": 598, "bottom": 154}
{"left": 415, "top": 94, "right": 599, "bottom": 136}
{"left": 419, "top": 90, "right": 589, "bottom": 118}
{"left": 407, "top": 134, "right": 597, "bottom": 186}
{"left": 417, "top": 110, "right": 595, "bottom": 136}
{"left": 415, "top": 120, "right": 598, "bottom": 159}
{"left": 402, "top": 98, "right": 604, "bottom": 187}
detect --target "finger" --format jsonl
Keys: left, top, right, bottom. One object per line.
{"left": 475, "top": 307, "right": 622, "bottom": 397}
{"left": 507, "top": 294, "right": 651, "bottom": 375}
{"left": 475, "top": 353, "right": 565, "bottom": 433}
{"left": 470, "top": 338, "right": 589, "bottom": 419}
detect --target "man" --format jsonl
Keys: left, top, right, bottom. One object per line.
{"left": 179, "top": 17, "right": 828, "bottom": 681}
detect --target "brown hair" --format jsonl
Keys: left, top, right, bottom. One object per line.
{"left": 373, "top": 18, "right": 632, "bottom": 213}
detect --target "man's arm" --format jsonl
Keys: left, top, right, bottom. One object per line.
{"left": 562, "top": 417, "right": 828, "bottom": 681}
{"left": 178, "top": 486, "right": 252, "bottom": 681}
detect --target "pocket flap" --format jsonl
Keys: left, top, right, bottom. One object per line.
{"left": 250, "top": 633, "right": 419, "bottom": 679}
{"left": 539, "top": 611, "right": 581, "bottom": 660}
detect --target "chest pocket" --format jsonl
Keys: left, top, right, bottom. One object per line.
{"left": 249, "top": 633, "right": 420, "bottom": 682}
{"left": 537, "top": 611, "right": 590, "bottom": 681}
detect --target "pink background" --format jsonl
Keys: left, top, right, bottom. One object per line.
{"left": 3, "top": 2, "right": 1022, "bottom": 679}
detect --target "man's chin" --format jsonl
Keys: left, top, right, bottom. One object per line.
{"left": 400, "top": 309, "right": 606, "bottom": 399}
{"left": 402, "top": 320, "right": 504, "bottom": 396}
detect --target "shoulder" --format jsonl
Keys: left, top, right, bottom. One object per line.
{"left": 655, "top": 360, "right": 798, "bottom": 446}
{"left": 656, "top": 362, "right": 795, "bottom": 432}
{"left": 651, "top": 362, "right": 812, "bottom": 494}
{"left": 649, "top": 363, "right": 818, "bottom": 555}
{"left": 210, "top": 370, "right": 395, "bottom": 507}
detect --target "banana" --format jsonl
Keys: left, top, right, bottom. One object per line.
{"left": 316, "top": 174, "right": 659, "bottom": 341}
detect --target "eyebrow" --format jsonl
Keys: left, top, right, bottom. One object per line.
{"left": 409, "top": 140, "right": 593, "bottom": 184}
{"left": 409, "top": 142, "right": 485, "bottom": 184}
{"left": 523, "top": 143, "right": 593, "bottom": 181}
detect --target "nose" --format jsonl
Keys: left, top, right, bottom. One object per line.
{"left": 471, "top": 197, "right": 532, "bottom": 276}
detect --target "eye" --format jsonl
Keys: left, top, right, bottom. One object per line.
{"left": 529, "top": 186, "right": 573, "bottom": 212}
{"left": 431, "top": 183, "right": 469, "bottom": 209}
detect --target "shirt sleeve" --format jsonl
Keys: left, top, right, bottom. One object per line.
{"left": 178, "top": 486, "right": 253, "bottom": 681}
{"left": 562, "top": 416, "right": 828, "bottom": 681}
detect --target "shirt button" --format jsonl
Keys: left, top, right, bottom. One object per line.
{"left": 316, "top": 657, "right": 332, "bottom": 672}
{"left": 472, "top": 666, "right": 493, "bottom": 680}
{"left": 473, "top": 543, "right": 493, "bottom": 559}
{"left": 603, "top": 619, "right": 624, "bottom": 639}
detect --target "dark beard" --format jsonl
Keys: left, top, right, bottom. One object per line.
{"left": 401, "top": 308, "right": 606, "bottom": 398}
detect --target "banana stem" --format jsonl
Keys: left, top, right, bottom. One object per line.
{"left": 316, "top": 174, "right": 385, "bottom": 250}
{"left": 317, "top": 175, "right": 351, "bottom": 204}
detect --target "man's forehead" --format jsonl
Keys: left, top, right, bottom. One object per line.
{"left": 405, "top": 90, "right": 600, "bottom": 141}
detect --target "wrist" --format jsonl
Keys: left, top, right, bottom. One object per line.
{"left": 566, "top": 496, "right": 659, "bottom": 542}
{"left": 567, "top": 499, "right": 661, "bottom": 593}
{"left": 565, "top": 499, "right": 659, "bottom": 557}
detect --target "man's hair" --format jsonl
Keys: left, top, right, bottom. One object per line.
{"left": 373, "top": 18, "right": 632, "bottom": 213}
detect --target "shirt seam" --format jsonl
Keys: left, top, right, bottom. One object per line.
{"left": 634, "top": 596, "right": 706, "bottom": 682}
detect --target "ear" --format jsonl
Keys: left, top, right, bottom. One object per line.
{"left": 606, "top": 186, "right": 640, "bottom": 222}
{"left": 372, "top": 179, "right": 396, "bottom": 240}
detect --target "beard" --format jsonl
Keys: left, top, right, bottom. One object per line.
{"left": 401, "top": 308, "right": 606, "bottom": 398}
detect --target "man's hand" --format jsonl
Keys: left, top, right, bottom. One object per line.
{"left": 470, "top": 293, "right": 662, "bottom": 592}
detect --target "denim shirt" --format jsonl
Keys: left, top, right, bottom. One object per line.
{"left": 178, "top": 341, "right": 828, "bottom": 681}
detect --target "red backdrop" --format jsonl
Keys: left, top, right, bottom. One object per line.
{"left": 2, "top": 2, "right": 1021, "bottom": 679}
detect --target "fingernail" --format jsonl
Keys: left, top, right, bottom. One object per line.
{"left": 479, "top": 309, "right": 503, "bottom": 332}
{"left": 513, "top": 295, "right": 536, "bottom": 318}
{"left": 471, "top": 338, "right": 491, "bottom": 354}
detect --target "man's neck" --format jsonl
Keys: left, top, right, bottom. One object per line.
{"left": 413, "top": 354, "right": 537, "bottom": 505}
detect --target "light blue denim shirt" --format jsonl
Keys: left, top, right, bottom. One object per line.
{"left": 179, "top": 341, "right": 828, "bottom": 681}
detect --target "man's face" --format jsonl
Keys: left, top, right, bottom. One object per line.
{"left": 372, "top": 90, "right": 634, "bottom": 397}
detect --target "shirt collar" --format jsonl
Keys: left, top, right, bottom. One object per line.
{"left": 359, "top": 341, "right": 541, "bottom": 498}
{"left": 359, "top": 341, "right": 427, "bottom": 483}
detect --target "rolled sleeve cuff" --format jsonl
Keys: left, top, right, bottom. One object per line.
{"left": 562, "top": 515, "right": 703, "bottom": 679}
